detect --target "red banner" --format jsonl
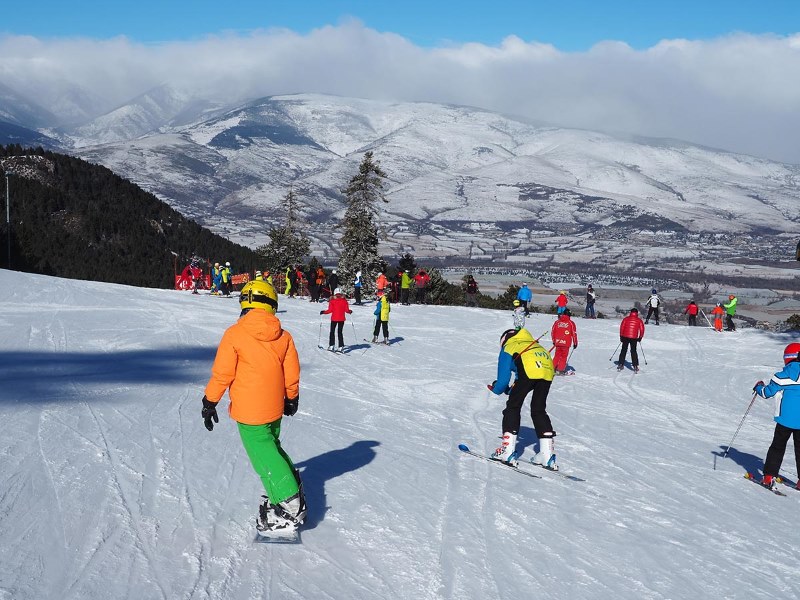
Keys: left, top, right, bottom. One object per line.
{"left": 175, "top": 274, "right": 211, "bottom": 291}
{"left": 232, "top": 273, "right": 250, "bottom": 285}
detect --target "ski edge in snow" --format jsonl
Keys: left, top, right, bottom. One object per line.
{"left": 527, "top": 458, "right": 586, "bottom": 482}
{"left": 457, "top": 444, "right": 541, "bottom": 479}
{"left": 744, "top": 472, "right": 787, "bottom": 496}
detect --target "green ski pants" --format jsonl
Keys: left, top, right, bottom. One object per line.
{"left": 237, "top": 420, "right": 298, "bottom": 505}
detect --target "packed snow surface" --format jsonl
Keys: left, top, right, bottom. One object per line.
{"left": 1, "top": 270, "right": 799, "bottom": 599}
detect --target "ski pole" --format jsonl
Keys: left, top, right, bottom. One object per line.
{"left": 350, "top": 319, "right": 358, "bottom": 344}
{"left": 535, "top": 330, "right": 549, "bottom": 342}
{"left": 700, "top": 309, "right": 714, "bottom": 329}
{"left": 318, "top": 320, "right": 324, "bottom": 346}
{"left": 722, "top": 392, "right": 758, "bottom": 459}
{"left": 609, "top": 342, "right": 621, "bottom": 361}
{"left": 638, "top": 341, "right": 648, "bottom": 365}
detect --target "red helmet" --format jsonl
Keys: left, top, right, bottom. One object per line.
{"left": 784, "top": 343, "right": 800, "bottom": 365}
{"left": 729, "top": 295, "right": 735, "bottom": 300}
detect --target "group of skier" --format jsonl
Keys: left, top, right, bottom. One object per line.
{"left": 199, "top": 273, "right": 794, "bottom": 541}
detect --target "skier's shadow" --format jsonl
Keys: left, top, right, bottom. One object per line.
{"left": 295, "top": 440, "right": 380, "bottom": 530}
{"left": 712, "top": 445, "right": 763, "bottom": 475}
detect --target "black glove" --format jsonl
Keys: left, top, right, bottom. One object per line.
{"left": 201, "top": 396, "right": 219, "bottom": 431}
{"left": 320, "top": 310, "right": 325, "bottom": 315}
{"left": 637, "top": 338, "right": 642, "bottom": 342}
{"left": 753, "top": 380, "right": 765, "bottom": 392}
{"left": 284, "top": 396, "right": 299, "bottom": 416}
{"left": 487, "top": 380, "right": 496, "bottom": 391}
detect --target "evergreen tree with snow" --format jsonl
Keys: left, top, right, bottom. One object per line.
{"left": 337, "top": 152, "right": 388, "bottom": 295}
{"left": 256, "top": 187, "right": 310, "bottom": 272}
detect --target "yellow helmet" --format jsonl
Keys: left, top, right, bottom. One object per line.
{"left": 239, "top": 280, "right": 278, "bottom": 313}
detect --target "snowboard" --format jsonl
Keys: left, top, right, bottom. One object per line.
{"left": 254, "top": 528, "right": 301, "bottom": 544}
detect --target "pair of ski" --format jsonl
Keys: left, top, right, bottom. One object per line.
{"left": 317, "top": 345, "right": 348, "bottom": 354}
{"left": 363, "top": 338, "right": 392, "bottom": 346}
{"left": 743, "top": 472, "right": 798, "bottom": 496}
{"left": 458, "top": 444, "right": 585, "bottom": 482}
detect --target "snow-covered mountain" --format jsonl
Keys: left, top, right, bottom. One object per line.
{"left": 2, "top": 87, "right": 798, "bottom": 278}
{"left": 0, "top": 81, "right": 58, "bottom": 128}
{"left": 2, "top": 269, "right": 799, "bottom": 599}
{"left": 70, "top": 94, "right": 799, "bottom": 274}
{"left": 69, "top": 84, "right": 227, "bottom": 147}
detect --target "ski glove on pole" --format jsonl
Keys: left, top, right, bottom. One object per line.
{"left": 753, "top": 381, "right": 765, "bottom": 393}
{"left": 201, "top": 396, "right": 219, "bottom": 431}
{"left": 284, "top": 396, "right": 299, "bottom": 417}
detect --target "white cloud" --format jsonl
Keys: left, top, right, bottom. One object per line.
{"left": 1, "top": 23, "right": 799, "bottom": 163}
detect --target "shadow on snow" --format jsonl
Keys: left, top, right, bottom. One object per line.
{"left": 295, "top": 440, "right": 380, "bottom": 530}
{"left": 0, "top": 346, "right": 217, "bottom": 402}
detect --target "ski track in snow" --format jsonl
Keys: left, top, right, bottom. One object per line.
{"left": 2, "top": 271, "right": 800, "bottom": 599}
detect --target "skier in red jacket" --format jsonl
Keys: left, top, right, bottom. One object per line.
{"left": 617, "top": 308, "right": 645, "bottom": 372}
{"left": 551, "top": 309, "right": 578, "bottom": 374}
{"left": 684, "top": 300, "right": 699, "bottom": 326}
{"left": 320, "top": 288, "right": 353, "bottom": 352}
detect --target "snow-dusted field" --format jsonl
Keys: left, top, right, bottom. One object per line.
{"left": 1, "top": 270, "right": 799, "bottom": 600}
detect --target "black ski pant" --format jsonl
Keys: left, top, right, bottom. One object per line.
{"left": 354, "top": 287, "right": 362, "bottom": 305}
{"left": 764, "top": 423, "right": 800, "bottom": 477}
{"left": 618, "top": 337, "right": 640, "bottom": 368}
{"left": 373, "top": 319, "right": 389, "bottom": 339}
{"left": 687, "top": 315, "right": 697, "bottom": 326}
{"left": 519, "top": 300, "right": 529, "bottom": 316}
{"left": 401, "top": 288, "right": 410, "bottom": 305}
{"left": 645, "top": 306, "right": 659, "bottom": 324}
{"left": 726, "top": 314, "right": 736, "bottom": 331}
{"left": 329, "top": 321, "right": 345, "bottom": 347}
{"left": 415, "top": 288, "right": 427, "bottom": 304}
{"left": 501, "top": 378, "right": 553, "bottom": 438}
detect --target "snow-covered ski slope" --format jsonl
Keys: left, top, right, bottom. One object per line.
{"left": 1, "top": 270, "right": 799, "bottom": 600}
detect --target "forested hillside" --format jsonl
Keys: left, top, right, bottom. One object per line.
{"left": 0, "top": 144, "right": 260, "bottom": 287}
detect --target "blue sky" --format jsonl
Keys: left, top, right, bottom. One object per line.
{"left": 3, "top": 0, "right": 799, "bottom": 50}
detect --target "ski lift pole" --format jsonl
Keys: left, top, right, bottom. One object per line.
{"left": 722, "top": 392, "right": 758, "bottom": 459}
{"left": 609, "top": 342, "right": 621, "bottom": 361}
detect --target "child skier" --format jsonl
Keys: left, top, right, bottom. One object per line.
{"left": 320, "top": 287, "right": 353, "bottom": 352}
{"left": 201, "top": 279, "right": 306, "bottom": 537}
{"left": 555, "top": 290, "right": 569, "bottom": 315}
{"left": 711, "top": 303, "right": 725, "bottom": 332}
{"left": 372, "top": 293, "right": 391, "bottom": 343}
{"left": 488, "top": 328, "right": 558, "bottom": 470}
{"left": 551, "top": 309, "right": 578, "bottom": 375}
{"left": 512, "top": 299, "right": 526, "bottom": 330}
{"left": 753, "top": 343, "right": 800, "bottom": 489}
{"left": 618, "top": 308, "right": 645, "bottom": 372}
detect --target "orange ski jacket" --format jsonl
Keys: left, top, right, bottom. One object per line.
{"left": 204, "top": 309, "right": 300, "bottom": 425}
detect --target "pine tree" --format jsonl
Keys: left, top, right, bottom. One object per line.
{"left": 256, "top": 187, "right": 310, "bottom": 272}
{"left": 337, "top": 152, "right": 388, "bottom": 294}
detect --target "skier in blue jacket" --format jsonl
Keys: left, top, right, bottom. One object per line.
{"left": 753, "top": 342, "right": 800, "bottom": 489}
{"left": 516, "top": 283, "right": 533, "bottom": 316}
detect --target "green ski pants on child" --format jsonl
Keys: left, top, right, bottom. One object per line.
{"left": 237, "top": 420, "right": 299, "bottom": 505}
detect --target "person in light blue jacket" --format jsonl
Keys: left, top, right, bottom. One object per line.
{"left": 754, "top": 342, "right": 800, "bottom": 489}
{"left": 516, "top": 283, "right": 533, "bottom": 316}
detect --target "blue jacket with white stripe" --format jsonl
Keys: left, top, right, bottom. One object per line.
{"left": 755, "top": 361, "right": 800, "bottom": 429}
